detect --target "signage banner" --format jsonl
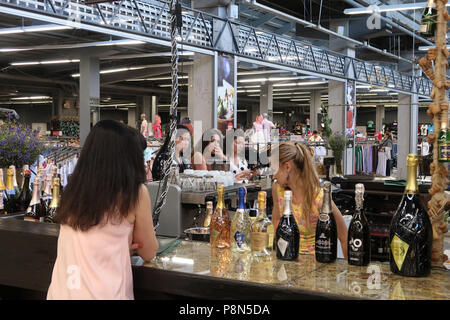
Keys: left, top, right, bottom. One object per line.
{"left": 216, "top": 54, "right": 236, "bottom": 135}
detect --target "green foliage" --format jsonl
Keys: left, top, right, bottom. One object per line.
{"left": 320, "top": 103, "right": 332, "bottom": 139}
{"left": 0, "top": 115, "right": 45, "bottom": 168}
{"left": 327, "top": 132, "right": 348, "bottom": 154}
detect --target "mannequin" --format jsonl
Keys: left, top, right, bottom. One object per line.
{"left": 152, "top": 115, "right": 162, "bottom": 139}
{"left": 261, "top": 113, "right": 275, "bottom": 143}
{"left": 140, "top": 114, "right": 149, "bottom": 138}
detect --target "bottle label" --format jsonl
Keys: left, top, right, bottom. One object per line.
{"left": 319, "top": 213, "right": 330, "bottom": 222}
{"left": 234, "top": 232, "right": 245, "bottom": 248}
{"left": 277, "top": 238, "right": 289, "bottom": 256}
{"left": 251, "top": 232, "right": 269, "bottom": 251}
{"left": 349, "top": 237, "right": 363, "bottom": 252}
{"left": 391, "top": 234, "right": 409, "bottom": 271}
{"left": 420, "top": 23, "right": 428, "bottom": 33}
{"left": 316, "top": 233, "right": 330, "bottom": 251}
{"left": 439, "top": 144, "right": 450, "bottom": 161}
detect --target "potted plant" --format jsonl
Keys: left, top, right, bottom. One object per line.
{"left": 0, "top": 113, "right": 45, "bottom": 171}
{"left": 327, "top": 132, "right": 348, "bottom": 176}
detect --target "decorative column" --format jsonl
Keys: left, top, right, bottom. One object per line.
{"left": 418, "top": 0, "right": 449, "bottom": 268}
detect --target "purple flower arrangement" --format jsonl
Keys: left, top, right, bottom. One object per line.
{"left": 0, "top": 115, "right": 45, "bottom": 168}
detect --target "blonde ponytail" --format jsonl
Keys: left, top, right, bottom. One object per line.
{"left": 276, "top": 142, "right": 321, "bottom": 230}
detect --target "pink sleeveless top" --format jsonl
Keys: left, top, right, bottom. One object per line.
{"left": 47, "top": 217, "right": 134, "bottom": 300}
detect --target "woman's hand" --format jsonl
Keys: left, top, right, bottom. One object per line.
{"left": 235, "top": 170, "right": 255, "bottom": 181}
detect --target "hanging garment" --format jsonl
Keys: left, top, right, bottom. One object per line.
{"left": 376, "top": 151, "right": 387, "bottom": 176}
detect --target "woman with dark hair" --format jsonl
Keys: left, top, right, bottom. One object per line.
{"left": 47, "top": 120, "right": 158, "bottom": 300}
{"left": 200, "top": 129, "right": 227, "bottom": 171}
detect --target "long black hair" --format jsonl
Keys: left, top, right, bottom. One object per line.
{"left": 55, "top": 120, "right": 146, "bottom": 231}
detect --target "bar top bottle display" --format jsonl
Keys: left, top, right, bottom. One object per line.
{"left": 389, "top": 154, "right": 433, "bottom": 277}
{"left": 210, "top": 184, "right": 231, "bottom": 249}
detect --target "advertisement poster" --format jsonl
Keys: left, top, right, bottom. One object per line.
{"left": 216, "top": 54, "right": 236, "bottom": 135}
{"left": 344, "top": 80, "right": 356, "bottom": 175}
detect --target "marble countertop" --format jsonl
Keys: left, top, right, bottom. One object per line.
{"left": 143, "top": 240, "right": 450, "bottom": 300}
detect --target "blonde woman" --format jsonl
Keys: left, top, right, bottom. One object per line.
{"left": 271, "top": 142, "right": 348, "bottom": 257}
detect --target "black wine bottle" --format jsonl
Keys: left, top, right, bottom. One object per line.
{"left": 275, "top": 190, "right": 300, "bottom": 261}
{"left": 420, "top": 0, "right": 437, "bottom": 38}
{"left": 16, "top": 170, "right": 32, "bottom": 213}
{"left": 315, "top": 181, "right": 337, "bottom": 263}
{"left": 348, "top": 183, "right": 371, "bottom": 266}
{"left": 389, "top": 154, "right": 433, "bottom": 277}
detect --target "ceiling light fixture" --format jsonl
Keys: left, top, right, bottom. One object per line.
{"left": 11, "top": 59, "right": 80, "bottom": 66}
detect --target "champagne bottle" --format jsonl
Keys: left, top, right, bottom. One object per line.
{"left": 389, "top": 154, "right": 433, "bottom": 277}
{"left": 438, "top": 121, "right": 450, "bottom": 162}
{"left": 203, "top": 201, "right": 213, "bottom": 228}
{"left": 0, "top": 169, "right": 7, "bottom": 202}
{"left": 275, "top": 190, "right": 300, "bottom": 261}
{"left": 10, "top": 165, "right": 20, "bottom": 195}
{"left": 0, "top": 192, "right": 6, "bottom": 215}
{"left": 24, "top": 177, "right": 46, "bottom": 222}
{"left": 251, "top": 191, "right": 274, "bottom": 257}
{"left": 231, "top": 187, "right": 252, "bottom": 253}
{"left": 44, "top": 177, "right": 60, "bottom": 223}
{"left": 348, "top": 183, "right": 371, "bottom": 266}
{"left": 315, "top": 181, "right": 337, "bottom": 263}
{"left": 5, "top": 168, "right": 17, "bottom": 213}
{"left": 42, "top": 173, "right": 53, "bottom": 208}
{"left": 210, "top": 184, "right": 231, "bottom": 249}
{"left": 16, "top": 170, "right": 32, "bottom": 212}
{"left": 420, "top": 0, "right": 437, "bottom": 38}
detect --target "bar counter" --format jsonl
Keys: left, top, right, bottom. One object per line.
{"left": 0, "top": 218, "right": 448, "bottom": 300}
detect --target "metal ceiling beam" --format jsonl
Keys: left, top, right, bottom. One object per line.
{"left": 250, "top": 13, "right": 275, "bottom": 27}
{"left": 274, "top": 22, "right": 295, "bottom": 35}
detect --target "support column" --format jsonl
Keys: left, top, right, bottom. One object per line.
{"left": 79, "top": 55, "right": 99, "bottom": 146}
{"left": 376, "top": 105, "right": 385, "bottom": 132}
{"left": 328, "top": 20, "right": 356, "bottom": 176}
{"left": 142, "top": 96, "right": 151, "bottom": 122}
{"left": 397, "top": 93, "right": 418, "bottom": 179}
{"left": 310, "top": 90, "right": 322, "bottom": 132}
{"left": 259, "top": 84, "right": 273, "bottom": 117}
{"left": 127, "top": 109, "right": 136, "bottom": 128}
{"left": 188, "top": 54, "right": 214, "bottom": 147}
{"left": 151, "top": 95, "right": 158, "bottom": 123}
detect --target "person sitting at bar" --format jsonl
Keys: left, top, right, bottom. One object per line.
{"left": 229, "top": 134, "right": 257, "bottom": 182}
{"left": 195, "top": 129, "right": 227, "bottom": 171}
{"left": 47, "top": 120, "right": 158, "bottom": 300}
{"left": 270, "top": 142, "right": 348, "bottom": 257}
{"left": 174, "top": 125, "right": 195, "bottom": 174}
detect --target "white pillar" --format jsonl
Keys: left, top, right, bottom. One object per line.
{"left": 376, "top": 105, "right": 385, "bottom": 132}
{"left": 151, "top": 95, "right": 158, "bottom": 123}
{"left": 310, "top": 90, "right": 322, "bottom": 131}
{"left": 188, "top": 53, "right": 215, "bottom": 147}
{"left": 79, "top": 55, "right": 99, "bottom": 146}
{"left": 128, "top": 109, "right": 136, "bottom": 128}
{"left": 260, "top": 84, "right": 273, "bottom": 117}
{"left": 397, "top": 93, "right": 418, "bottom": 179}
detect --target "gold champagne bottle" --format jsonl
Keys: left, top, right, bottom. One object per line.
{"left": 251, "top": 191, "right": 274, "bottom": 256}
{"left": 44, "top": 177, "right": 60, "bottom": 223}
{"left": 210, "top": 185, "right": 231, "bottom": 249}
{"left": 203, "top": 201, "right": 213, "bottom": 228}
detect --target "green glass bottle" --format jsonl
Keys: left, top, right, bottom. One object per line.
{"left": 420, "top": 0, "right": 437, "bottom": 38}
{"left": 438, "top": 121, "right": 450, "bottom": 162}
